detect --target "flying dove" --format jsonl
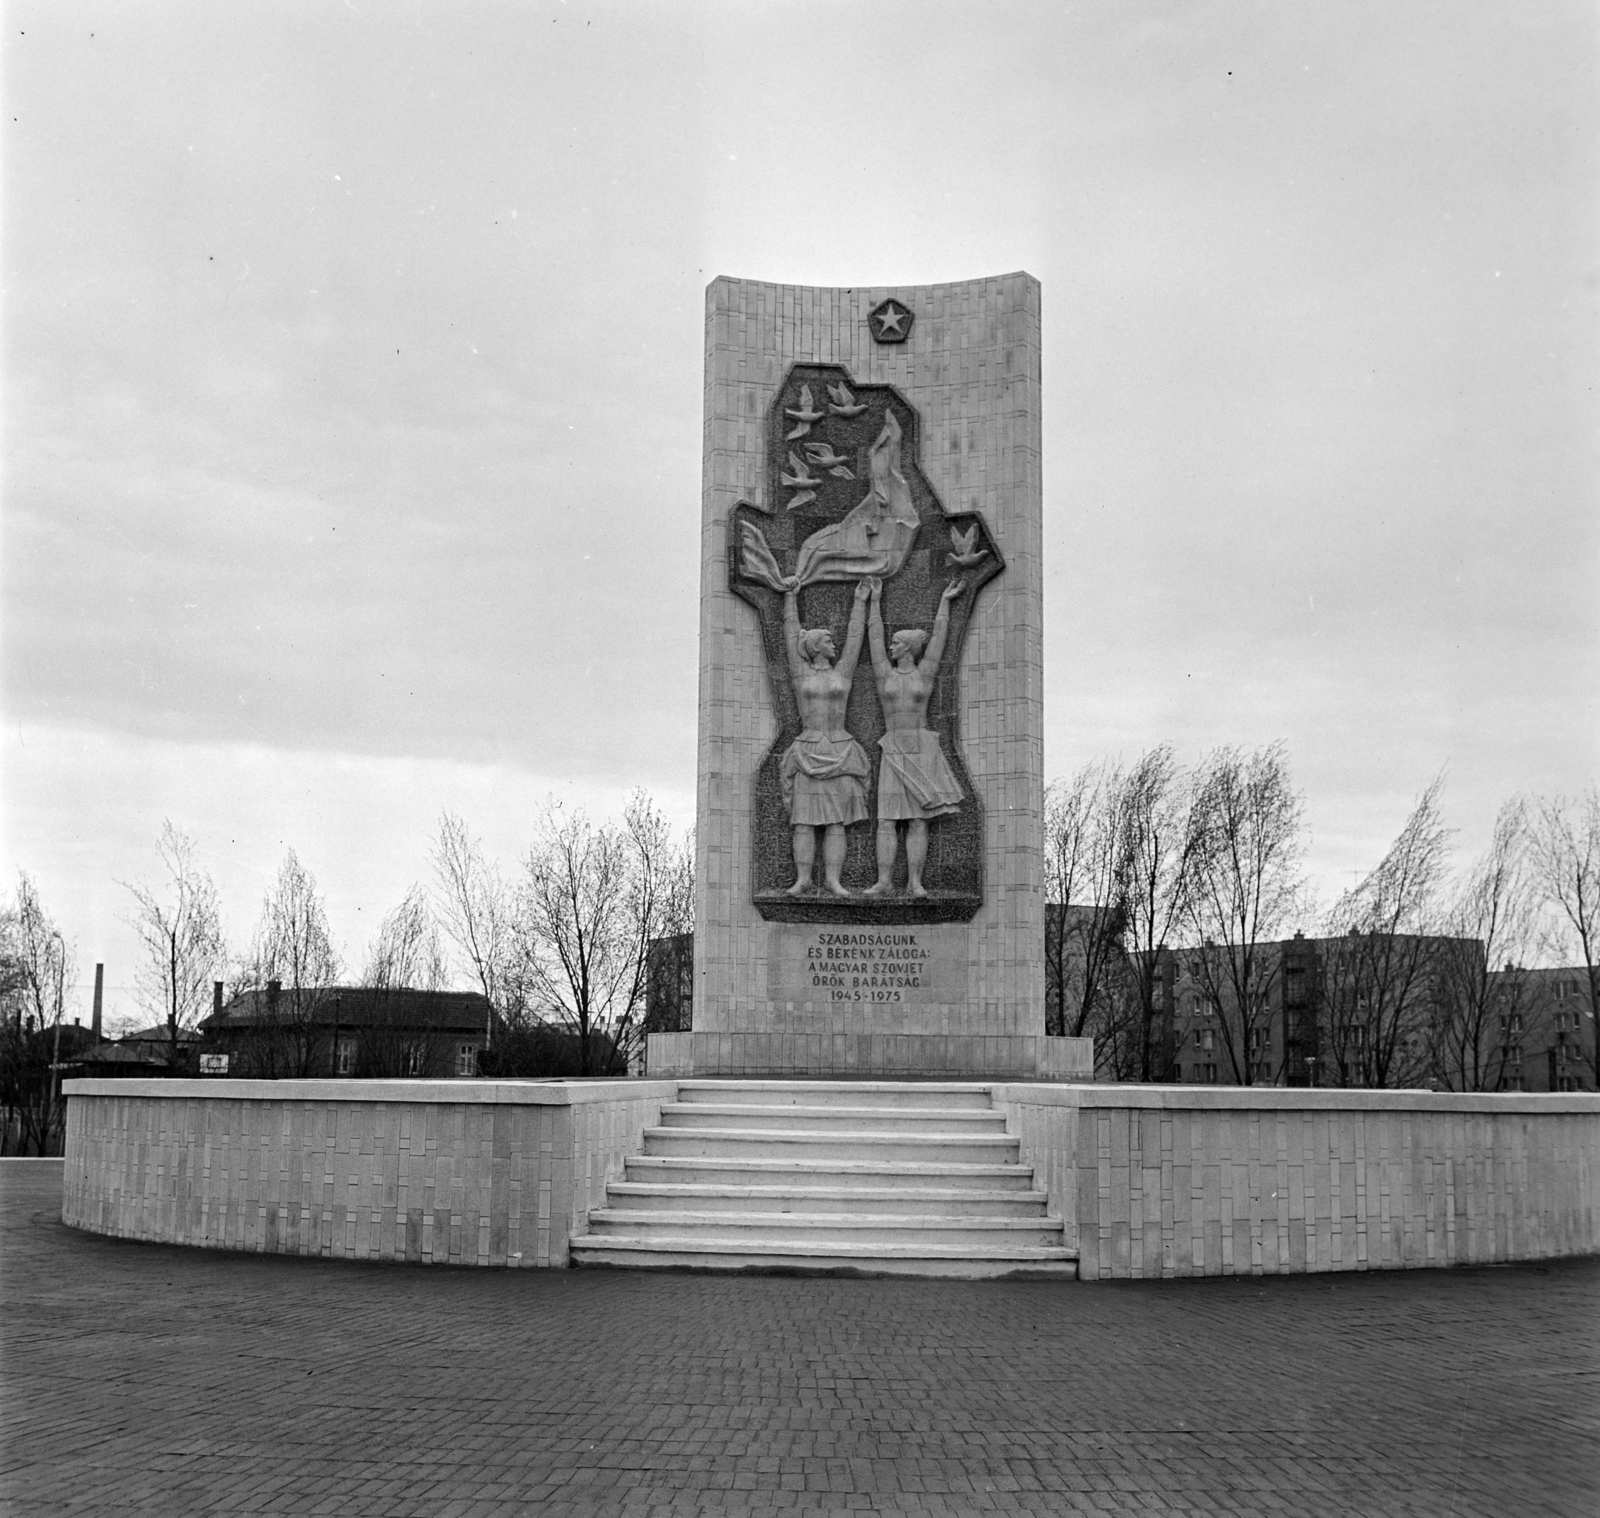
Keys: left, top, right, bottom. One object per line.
{"left": 781, "top": 451, "right": 821, "bottom": 488}
{"left": 784, "top": 385, "right": 824, "bottom": 425}
{"left": 802, "top": 442, "right": 853, "bottom": 474}
{"left": 946, "top": 523, "right": 989, "bottom": 568}
{"left": 785, "top": 489, "right": 818, "bottom": 511}
{"left": 827, "top": 382, "right": 866, "bottom": 417}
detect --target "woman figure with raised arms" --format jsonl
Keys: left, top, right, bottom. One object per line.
{"left": 864, "top": 576, "right": 965, "bottom": 897}
{"left": 779, "top": 579, "right": 872, "bottom": 896}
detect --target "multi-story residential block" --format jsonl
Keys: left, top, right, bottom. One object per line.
{"left": 1487, "top": 966, "right": 1596, "bottom": 1092}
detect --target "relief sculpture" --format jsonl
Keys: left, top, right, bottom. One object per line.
{"left": 729, "top": 364, "right": 1004, "bottom": 926}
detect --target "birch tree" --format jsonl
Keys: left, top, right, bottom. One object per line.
{"left": 237, "top": 850, "right": 341, "bottom": 1076}
{"left": 1043, "top": 762, "right": 1128, "bottom": 1039}
{"left": 123, "top": 822, "right": 225, "bottom": 1067}
{"left": 1532, "top": 788, "right": 1600, "bottom": 1086}
{"left": 1433, "top": 799, "right": 1542, "bottom": 1091}
{"left": 1318, "top": 775, "right": 1451, "bottom": 1088}
{"left": 1182, "top": 744, "right": 1305, "bottom": 1085}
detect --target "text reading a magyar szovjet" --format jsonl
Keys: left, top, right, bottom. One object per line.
{"left": 806, "top": 932, "right": 930, "bottom": 1002}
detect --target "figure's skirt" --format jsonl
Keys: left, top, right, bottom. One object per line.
{"left": 877, "top": 729, "right": 963, "bottom": 821}
{"left": 782, "top": 730, "right": 870, "bottom": 826}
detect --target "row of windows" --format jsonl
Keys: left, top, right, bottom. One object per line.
{"left": 333, "top": 1039, "right": 479, "bottom": 1077}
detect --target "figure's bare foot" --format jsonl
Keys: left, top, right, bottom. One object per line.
{"left": 825, "top": 879, "right": 853, "bottom": 898}
{"left": 908, "top": 882, "right": 929, "bottom": 899}
{"left": 786, "top": 878, "right": 811, "bottom": 897}
{"left": 863, "top": 879, "right": 894, "bottom": 897}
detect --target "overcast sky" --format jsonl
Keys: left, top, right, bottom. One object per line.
{"left": 4, "top": 2, "right": 1596, "bottom": 1026}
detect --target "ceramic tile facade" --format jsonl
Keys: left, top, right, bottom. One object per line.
{"left": 697, "top": 275, "right": 1044, "bottom": 1075}
{"left": 60, "top": 1079, "right": 672, "bottom": 1269}
{"left": 996, "top": 1085, "right": 1600, "bottom": 1279}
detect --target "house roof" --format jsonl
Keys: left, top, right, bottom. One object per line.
{"left": 204, "top": 986, "right": 492, "bottom": 1033}
{"left": 119, "top": 1025, "right": 203, "bottom": 1045}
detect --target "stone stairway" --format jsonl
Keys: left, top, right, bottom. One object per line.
{"left": 569, "top": 1080, "right": 1077, "bottom": 1279}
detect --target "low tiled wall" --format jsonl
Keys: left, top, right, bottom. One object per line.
{"left": 995, "top": 1084, "right": 1600, "bottom": 1280}
{"left": 61, "top": 1078, "right": 674, "bottom": 1268}
{"left": 64, "top": 1078, "right": 1600, "bottom": 1279}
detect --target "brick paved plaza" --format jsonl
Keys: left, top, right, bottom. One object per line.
{"left": 4, "top": 1158, "right": 1596, "bottom": 1517}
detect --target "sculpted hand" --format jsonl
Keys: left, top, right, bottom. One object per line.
{"left": 854, "top": 578, "right": 872, "bottom": 604}
{"left": 942, "top": 578, "right": 965, "bottom": 602}
{"left": 865, "top": 577, "right": 882, "bottom": 602}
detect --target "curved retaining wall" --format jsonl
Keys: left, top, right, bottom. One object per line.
{"left": 997, "top": 1084, "right": 1600, "bottom": 1280}
{"left": 62, "top": 1078, "right": 675, "bottom": 1269}
{"left": 62, "top": 1078, "right": 1600, "bottom": 1277}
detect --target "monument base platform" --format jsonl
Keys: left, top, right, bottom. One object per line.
{"left": 645, "top": 1031, "right": 1091, "bottom": 1081}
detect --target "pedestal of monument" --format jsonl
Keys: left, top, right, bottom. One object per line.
{"left": 653, "top": 272, "right": 1082, "bottom": 1081}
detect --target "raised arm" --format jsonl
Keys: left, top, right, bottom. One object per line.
{"left": 865, "top": 578, "right": 891, "bottom": 681}
{"left": 782, "top": 587, "right": 806, "bottom": 688}
{"left": 921, "top": 579, "right": 965, "bottom": 673}
{"left": 837, "top": 579, "right": 871, "bottom": 682}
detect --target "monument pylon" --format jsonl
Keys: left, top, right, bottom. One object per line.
{"left": 651, "top": 273, "right": 1084, "bottom": 1080}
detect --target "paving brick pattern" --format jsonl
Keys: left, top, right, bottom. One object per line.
{"left": 5, "top": 1159, "right": 1597, "bottom": 1517}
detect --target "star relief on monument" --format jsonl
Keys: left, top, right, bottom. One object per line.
{"left": 727, "top": 362, "right": 1003, "bottom": 925}
{"left": 868, "top": 297, "right": 913, "bottom": 344}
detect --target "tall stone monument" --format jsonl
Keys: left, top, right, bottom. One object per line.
{"left": 655, "top": 273, "right": 1074, "bottom": 1079}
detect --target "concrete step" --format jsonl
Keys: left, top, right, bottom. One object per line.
{"left": 606, "top": 1182, "right": 1050, "bottom": 1216}
{"left": 674, "top": 1080, "right": 995, "bottom": 1110}
{"left": 568, "top": 1235, "right": 1078, "bottom": 1279}
{"left": 584, "top": 1209, "right": 1066, "bottom": 1248}
{"left": 621, "top": 1155, "right": 1039, "bottom": 1189}
{"left": 657, "top": 1103, "right": 1009, "bottom": 1135}
{"left": 640, "top": 1127, "right": 1020, "bottom": 1164}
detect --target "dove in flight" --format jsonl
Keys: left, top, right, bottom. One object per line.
{"left": 785, "top": 489, "right": 818, "bottom": 511}
{"left": 802, "top": 442, "right": 853, "bottom": 472}
{"left": 785, "top": 385, "right": 824, "bottom": 424}
{"left": 827, "top": 382, "right": 866, "bottom": 417}
{"left": 781, "top": 450, "right": 821, "bottom": 488}
{"left": 946, "top": 523, "right": 989, "bottom": 568}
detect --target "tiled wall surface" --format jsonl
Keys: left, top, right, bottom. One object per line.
{"left": 61, "top": 1079, "right": 671, "bottom": 1269}
{"left": 648, "top": 1032, "right": 1091, "bottom": 1080}
{"left": 697, "top": 275, "right": 1045, "bottom": 1072}
{"left": 995, "top": 1085, "right": 1600, "bottom": 1280}
{"left": 65, "top": 1081, "right": 1597, "bottom": 1278}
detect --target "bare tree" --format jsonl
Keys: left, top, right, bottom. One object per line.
{"left": 1532, "top": 787, "right": 1600, "bottom": 1086}
{"left": 1318, "top": 775, "right": 1451, "bottom": 1088}
{"left": 1433, "top": 799, "right": 1543, "bottom": 1091}
{"left": 123, "top": 822, "right": 225, "bottom": 1068}
{"left": 235, "top": 850, "right": 341, "bottom": 1077}
{"left": 433, "top": 811, "right": 526, "bottom": 1030}
{"left": 1115, "top": 746, "right": 1193, "bottom": 1082}
{"left": 518, "top": 792, "right": 690, "bottom": 1077}
{"left": 357, "top": 886, "right": 451, "bottom": 1076}
{"left": 1044, "top": 762, "right": 1128, "bottom": 1039}
{"left": 1182, "top": 744, "right": 1306, "bottom": 1085}
{"left": 0, "top": 874, "right": 77, "bottom": 1153}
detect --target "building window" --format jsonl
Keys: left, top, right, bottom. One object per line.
{"left": 1204, "top": 1063, "right": 1218, "bottom": 1083}
{"left": 335, "top": 1038, "right": 357, "bottom": 1076}
{"left": 403, "top": 1043, "right": 426, "bottom": 1077}
{"left": 455, "top": 1043, "right": 477, "bottom": 1077}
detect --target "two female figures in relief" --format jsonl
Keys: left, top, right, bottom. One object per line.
{"left": 779, "top": 575, "right": 965, "bottom": 898}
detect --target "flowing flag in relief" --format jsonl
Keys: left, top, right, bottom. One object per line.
{"left": 739, "top": 410, "right": 921, "bottom": 591}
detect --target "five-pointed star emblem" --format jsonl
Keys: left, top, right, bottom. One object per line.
{"left": 868, "top": 297, "right": 914, "bottom": 343}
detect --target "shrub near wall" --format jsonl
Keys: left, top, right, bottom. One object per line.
{"left": 998, "top": 1085, "right": 1600, "bottom": 1281}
